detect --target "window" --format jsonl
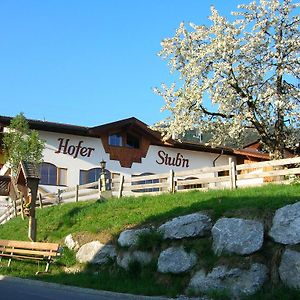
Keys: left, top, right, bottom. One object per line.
{"left": 132, "top": 172, "right": 159, "bottom": 193}
{"left": 80, "top": 168, "right": 101, "bottom": 185}
{"left": 108, "top": 133, "right": 122, "bottom": 146}
{"left": 108, "top": 132, "right": 140, "bottom": 149}
{"left": 40, "top": 163, "right": 67, "bottom": 186}
{"left": 80, "top": 168, "right": 111, "bottom": 189}
{"left": 177, "top": 177, "right": 202, "bottom": 190}
{"left": 58, "top": 168, "right": 67, "bottom": 186}
{"left": 126, "top": 133, "right": 140, "bottom": 149}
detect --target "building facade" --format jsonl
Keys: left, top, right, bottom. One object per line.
{"left": 0, "top": 116, "right": 268, "bottom": 193}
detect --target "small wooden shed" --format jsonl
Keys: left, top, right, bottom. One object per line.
{"left": 15, "top": 161, "right": 40, "bottom": 241}
{"left": 0, "top": 175, "right": 11, "bottom": 196}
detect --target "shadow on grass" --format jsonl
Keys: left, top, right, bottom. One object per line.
{"left": 56, "top": 206, "right": 84, "bottom": 230}
{"left": 2, "top": 185, "right": 300, "bottom": 298}
{"left": 134, "top": 186, "right": 300, "bottom": 229}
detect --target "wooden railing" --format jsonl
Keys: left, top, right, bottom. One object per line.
{"left": 1, "top": 156, "right": 300, "bottom": 225}
{"left": 18, "top": 156, "right": 300, "bottom": 203}
{"left": 117, "top": 156, "right": 300, "bottom": 197}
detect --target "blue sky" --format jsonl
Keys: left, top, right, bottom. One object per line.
{"left": 0, "top": 0, "right": 243, "bottom": 127}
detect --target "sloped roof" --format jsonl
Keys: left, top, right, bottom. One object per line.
{"left": 233, "top": 148, "right": 270, "bottom": 160}
{"left": 0, "top": 115, "right": 90, "bottom": 137}
{"left": 20, "top": 161, "right": 40, "bottom": 179}
{"left": 168, "top": 140, "right": 234, "bottom": 155}
{"left": 0, "top": 114, "right": 271, "bottom": 158}
{"left": 89, "top": 117, "right": 164, "bottom": 144}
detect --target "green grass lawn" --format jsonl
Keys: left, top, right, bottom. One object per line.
{"left": 1, "top": 184, "right": 300, "bottom": 299}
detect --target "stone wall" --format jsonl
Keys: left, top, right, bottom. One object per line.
{"left": 66, "top": 201, "right": 300, "bottom": 299}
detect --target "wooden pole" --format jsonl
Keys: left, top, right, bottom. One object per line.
{"left": 169, "top": 170, "right": 175, "bottom": 193}
{"left": 118, "top": 175, "right": 124, "bottom": 198}
{"left": 229, "top": 158, "right": 237, "bottom": 190}
{"left": 20, "top": 194, "right": 25, "bottom": 220}
{"left": 57, "top": 189, "right": 62, "bottom": 204}
{"left": 12, "top": 196, "right": 17, "bottom": 217}
{"left": 38, "top": 193, "right": 43, "bottom": 209}
{"left": 27, "top": 179, "right": 39, "bottom": 242}
{"left": 98, "top": 178, "right": 102, "bottom": 199}
{"left": 75, "top": 185, "right": 79, "bottom": 202}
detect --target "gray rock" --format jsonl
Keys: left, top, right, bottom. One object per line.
{"left": 279, "top": 249, "right": 300, "bottom": 289}
{"left": 188, "top": 263, "right": 268, "bottom": 298}
{"left": 157, "top": 247, "right": 197, "bottom": 274}
{"left": 212, "top": 218, "right": 264, "bottom": 255}
{"left": 76, "top": 241, "right": 116, "bottom": 264}
{"left": 117, "top": 251, "right": 152, "bottom": 270}
{"left": 117, "top": 228, "right": 150, "bottom": 247}
{"left": 269, "top": 202, "right": 300, "bottom": 245}
{"left": 158, "top": 212, "right": 212, "bottom": 240}
{"left": 64, "top": 234, "right": 79, "bottom": 251}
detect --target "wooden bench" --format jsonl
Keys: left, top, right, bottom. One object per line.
{"left": 0, "top": 239, "right": 61, "bottom": 272}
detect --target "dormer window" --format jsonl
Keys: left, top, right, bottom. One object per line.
{"left": 108, "top": 132, "right": 140, "bottom": 149}
{"left": 108, "top": 133, "right": 122, "bottom": 147}
{"left": 126, "top": 133, "right": 140, "bottom": 149}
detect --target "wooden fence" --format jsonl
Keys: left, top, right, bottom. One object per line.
{"left": 38, "top": 155, "right": 300, "bottom": 201}
{"left": 1, "top": 155, "right": 300, "bottom": 225}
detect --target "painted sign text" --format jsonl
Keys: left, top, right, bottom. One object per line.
{"left": 55, "top": 138, "right": 95, "bottom": 159}
{"left": 156, "top": 150, "right": 189, "bottom": 168}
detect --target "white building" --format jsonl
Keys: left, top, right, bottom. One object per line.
{"left": 0, "top": 116, "right": 268, "bottom": 194}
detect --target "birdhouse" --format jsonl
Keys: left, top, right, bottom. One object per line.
{"left": 0, "top": 175, "right": 11, "bottom": 196}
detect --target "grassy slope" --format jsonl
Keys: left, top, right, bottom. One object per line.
{"left": 1, "top": 184, "right": 300, "bottom": 299}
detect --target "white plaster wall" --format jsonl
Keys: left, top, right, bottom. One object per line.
{"left": 40, "top": 131, "right": 110, "bottom": 192}
{"left": 39, "top": 130, "right": 234, "bottom": 193}
{"left": 129, "top": 145, "right": 232, "bottom": 175}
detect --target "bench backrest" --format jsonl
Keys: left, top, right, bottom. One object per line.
{"left": 0, "top": 239, "right": 60, "bottom": 257}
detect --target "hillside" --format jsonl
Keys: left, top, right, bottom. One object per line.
{"left": 1, "top": 184, "right": 300, "bottom": 299}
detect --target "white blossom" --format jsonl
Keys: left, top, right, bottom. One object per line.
{"left": 155, "top": 0, "right": 300, "bottom": 159}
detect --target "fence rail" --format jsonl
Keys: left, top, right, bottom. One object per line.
{"left": 1, "top": 155, "right": 300, "bottom": 225}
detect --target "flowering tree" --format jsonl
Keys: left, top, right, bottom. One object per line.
{"left": 155, "top": 0, "right": 299, "bottom": 159}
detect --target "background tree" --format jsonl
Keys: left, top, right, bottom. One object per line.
{"left": 3, "top": 113, "right": 45, "bottom": 175}
{"left": 155, "top": 0, "right": 299, "bottom": 159}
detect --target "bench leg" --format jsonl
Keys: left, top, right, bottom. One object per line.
{"left": 8, "top": 247, "right": 14, "bottom": 267}
{"left": 45, "top": 260, "right": 50, "bottom": 272}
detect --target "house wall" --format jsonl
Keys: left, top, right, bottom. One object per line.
{"left": 39, "top": 131, "right": 234, "bottom": 193}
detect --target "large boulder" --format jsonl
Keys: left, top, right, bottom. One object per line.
{"left": 279, "top": 249, "right": 300, "bottom": 289}
{"left": 64, "top": 234, "right": 79, "bottom": 251}
{"left": 269, "top": 202, "right": 300, "bottom": 245}
{"left": 117, "top": 251, "right": 152, "bottom": 270}
{"left": 76, "top": 241, "right": 116, "bottom": 264}
{"left": 158, "top": 212, "right": 212, "bottom": 240}
{"left": 212, "top": 218, "right": 264, "bottom": 255}
{"left": 117, "top": 228, "right": 150, "bottom": 247}
{"left": 157, "top": 247, "right": 197, "bottom": 274}
{"left": 188, "top": 263, "right": 268, "bottom": 298}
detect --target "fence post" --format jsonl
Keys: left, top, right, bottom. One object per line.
{"left": 229, "top": 158, "right": 237, "bottom": 190}
{"left": 169, "top": 170, "right": 175, "bottom": 193}
{"left": 20, "top": 195, "right": 25, "bottom": 220}
{"left": 118, "top": 175, "right": 124, "bottom": 198}
{"left": 57, "top": 189, "right": 62, "bottom": 204}
{"left": 98, "top": 178, "right": 102, "bottom": 199}
{"left": 5, "top": 205, "right": 10, "bottom": 222}
{"left": 38, "top": 193, "right": 43, "bottom": 209}
{"left": 12, "top": 197, "right": 17, "bottom": 217}
{"left": 75, "top": 185, "right": 79, "bottom": 202}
